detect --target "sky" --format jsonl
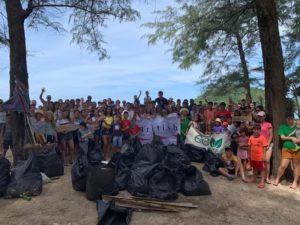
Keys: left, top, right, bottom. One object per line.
{"left": 0, "top": 0, "right": 203, "bottom": 104}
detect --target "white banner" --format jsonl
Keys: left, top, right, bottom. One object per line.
{"left": 137, "top": 115, "right": 180, "bottom": 145}
{"left": 185, "top": 126, "right": 230, "bottom": 154}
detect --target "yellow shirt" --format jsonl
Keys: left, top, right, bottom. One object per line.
{"left": 103, "top": 116, "right": 113, "bottom": 129}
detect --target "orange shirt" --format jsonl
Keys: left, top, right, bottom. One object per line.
{"left": 248, "top": 135, "right": 267, "bottom": 161}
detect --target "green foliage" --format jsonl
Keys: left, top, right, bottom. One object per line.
{"left": 1, "top": 0, "right": 140, "bottom": 59}
{"left": 196, "top": 88, "right": 265, "bottom": 104}
{"left": 143, "top": 0, "right": 262, "bottom": 100}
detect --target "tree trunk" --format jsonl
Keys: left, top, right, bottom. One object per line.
{"left": 255, "top": 0, "right": 286, "bottom": 176}
{"left": 5, "top": 0, "right": 29, "bottom": 163}
{"left": 235, "top": 31, "right": 252, "bottom": 104}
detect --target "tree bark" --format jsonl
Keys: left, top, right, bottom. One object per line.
{"left": 235, "top": 31, "right": 252, "bottom": 103}
{"left": 5, "top": 0, "right": 29, "bottom": 163}
{"left": 255, "top": 0, "right": 286, "bottom": 176}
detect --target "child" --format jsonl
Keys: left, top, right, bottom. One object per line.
{"left": 218, "top": 147, "right": 248, "bottom": 182}
{"left": 112, "top": 115, "right": 122, "bottom": 148}
{"left": 121, "top": 111, "right": 131, "bottom": 142}
{"left": 289, "top": 120, "right": 300, "bottom": 150}
{"left": 248, "top": 124, "right": 268, "bottom": 188}
{"left": 212, "top": 118, "right": 224, "bottom": 134}
{"left": 78, "top": 121, "right": 93, "bottom": 154}
{"left": 129, "top": 115, "right": 140, "bottom": 138}
{"left": 237, "top": 129, "right": 250, "bottom": 171}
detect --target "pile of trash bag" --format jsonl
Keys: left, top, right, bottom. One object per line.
{"left": 36, "top": 149, "right": 64, "bottom": 177}
{"left": 109, "top": 137, "right": 211, "bottom": 201}
{"left": 0, "top": 157, "right": 11, "bottom": 197}
{"left": 72, "top": 142, "right": 119, "bottom": 199}
{"left": 5, "top": 153, "right": 43, "bottom": 198}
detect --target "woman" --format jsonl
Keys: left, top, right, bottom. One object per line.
{"left": 101, "top": 107, "right": 114, "bottom": 160}
{"left": 57, "top": 110, "right": 75, "bottom": 166}
{"left": 257, "top": 111, "right": 273, "bottom": 184}
{"left": 180, "top": 108, "right": 190, "bottom": 143}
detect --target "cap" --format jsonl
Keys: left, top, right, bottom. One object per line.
{"left": 180, "top": 108, "right": 189, "bottom": 114}
{"left": 215, "top": 118, "right": 222, "bottom": 123}
{"left": 79, "top": 121, "right": 87, "bottom": 128}
{"left": 257, "top": 111, "right": 266, "bottom": 117}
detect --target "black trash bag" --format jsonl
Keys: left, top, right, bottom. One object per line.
{"left": 71, "top": 146, "right": 89, "bottom": 192}
{"left": 109, "top": 152, "right": 135, "bottom": 190}
{"left": 121, "top": 137, "right": 141, "bottom": 157}
{"left": 5, "top": 154, "right": 42, "bottom": 198}
{"left": 148, "top": 167, "right": 178, "bottom": 201}
{"left": 202, "top": 157, "right": 222, "bottom": 177}
{"left": 203, "top": 150, "right": 217, "bottom": 163}
{"left": 182, "top": 145, "right": 206, "bottom": 163}
{"left": 36, "top": 149, "right": 64, "bottom": 177}
{"left": 86, "top": 165, "right": 118, "bottom": 201}
{"left": 163, "top": 146, "right": 190, "bottom": 173}
{"left": 87, "top": 141, "right": 103, "bottom": 166}
{"left": 134, "top": 144, "right": 165, "bottom": 165}
{"left": 181, "top": 166, "right": 211, "bottom": 196}
{"left": 127, "top": 163, "right": 158, "bottom": 197}
{"left": 0, "top": 157, "right": 11, "bottom": 197}
{"left": 97, "top": 200, "right": 132, "bottom": 225}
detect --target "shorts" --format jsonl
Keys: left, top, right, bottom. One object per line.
{"left": 282, "top": 148, "right": 300, "bottom": 159}
{"left": 112, "top": 136, "right": 122, "bottom": 148}
{"left": 102, "top": 128, "right": 112, "bottom": 136}
{"left": 59, "top": 132, "right": 73, "bottom": 142}
{"left": 250, "top": 160, "right": 265, "bottom": 171}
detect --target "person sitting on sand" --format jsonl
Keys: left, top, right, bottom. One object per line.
{"left": 218, "top": 147, "right": 248, "bottom": 183}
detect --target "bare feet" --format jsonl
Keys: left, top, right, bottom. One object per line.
{"left": 290, "top": 183, "right": 298, "bottom": 190}
{"left": 273, "top": 180, "right": 279, "bottom": 186}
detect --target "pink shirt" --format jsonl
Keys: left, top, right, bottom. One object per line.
{"left": 260, "top": 122, "right": 272, "bottom": 142}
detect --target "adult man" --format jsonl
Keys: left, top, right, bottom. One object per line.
{"left": 39, "top": 88, "right": 52, "bottom": 110}
{"left": 154, "top": 91, "right": 168, "bottom": 109}
{"left": 216, "top": 102, "right": 231, "bottom": 122}
{"left": 274, "top": 113, "right": 299, "bottom": 190}
{"left": 144, "top": 91, "right": 152, "bottom": 104}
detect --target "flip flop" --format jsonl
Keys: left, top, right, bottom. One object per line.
{"left": 242, "top": 178, "right": 248, "bottom": 183}
{"left": 257, "top": 184, "right": 265, "bottom": 189}
{"left": 273, "top": 182, "right": 279, "bottom": 187}
{"left": 265, "top": 180, "right": 272, "bottom": 184}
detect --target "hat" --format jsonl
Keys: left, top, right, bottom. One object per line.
{"left": 180, "top": 108, "right": 189, "bottom": 114}
{"left": 285, "top": 112, "right": 294, "bottom": 119}
{"left": 257, "top": 111, "right": 266, "bottom": 117}
{"left": 34, "top": 109, "right": 44, "bottom": 116}
{"left": 215, "top": 118, "right": 222, "bottom": 123}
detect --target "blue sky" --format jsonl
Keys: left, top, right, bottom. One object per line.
{"left": 0, "top": 0, "right": 203, "bottom": 104}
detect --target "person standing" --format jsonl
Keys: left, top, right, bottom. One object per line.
{"left": 154, "top": 91, "right": 168, "bottom": 109}
{"left": 274, "top": 113, "right": 299, "bottom": 190}
{"left": 257, "top": 111, "right": 273, "bottom": 184}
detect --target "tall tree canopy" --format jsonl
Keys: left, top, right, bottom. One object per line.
{"left": 144, "top": 0, "right": 261, "bottom": 102}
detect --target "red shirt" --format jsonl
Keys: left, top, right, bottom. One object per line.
{"left": 216, "top": 110, "right": 231, "bottom": 121}
{"left": 129, "top": 124, "right": 140, "bottom": 136}
{"left": 121, "top": 119, "right": 131, "bottom": 133}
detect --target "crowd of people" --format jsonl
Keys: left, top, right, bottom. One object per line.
{"left": 0, "top": 89, "right": 299, "bottom": 190}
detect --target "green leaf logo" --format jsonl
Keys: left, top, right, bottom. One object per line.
{"left": 215, "top": 139, "right": 223, "bottom": 149}
{"left": 210, "top": 138, "right": 215, "bottom": 147}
